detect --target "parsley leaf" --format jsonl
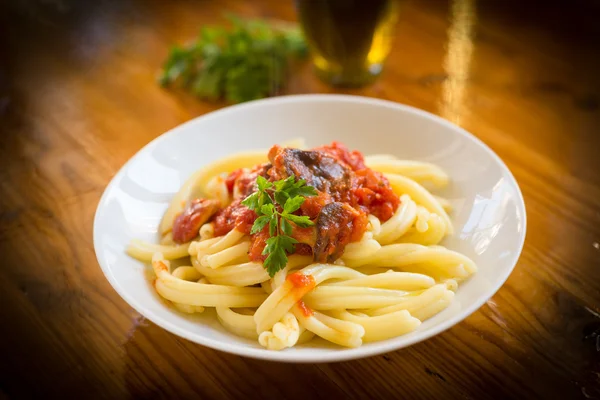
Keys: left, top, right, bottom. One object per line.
{"left": 262, "top": 236, "right": 299, "bottom": 277}
{"left": 274, "top": 175, "right": 296, "bottom": 191}
{"left": 260, "top": 203, "right": 275, "bottom": 217}
{"left": 241, "top": 191, "right": 259, "bottom": 210}
{"left": 256, "top": 175, "right": 272, "bottom": 191}
{"left": 289, "top": 185, "right": 318, "bottom": 198}
{"left": 273, "top": 190, "right": 289, "bottom": 206}
{"left": 159, "top": 15, "right": 307, "bottom": 104}
{"left": 280, "top": 218, "right": 293, "bottom": 236}
{"left": 250, "top": 215, "right": 270, "bottom": 234}
{"left": 269, "top": 217, "right": 277, "bottom": 236}
{"left": 242, "top": 174, "right": 317, "bottom": 277}
{"left": 284, "top": 214, "right": 314, "bottom": 228}
{"left": 262, "top": 238, "right": 285, "bottom": 277}
{"left": 283, "top": 196, "right": 305, "bottom": 214}
{"left": 279, "top": 235, "right": 298, "bottom": 252}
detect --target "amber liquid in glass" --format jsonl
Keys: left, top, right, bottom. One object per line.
{"left": 296, "top": 0, "right": 399, "bottom": 87}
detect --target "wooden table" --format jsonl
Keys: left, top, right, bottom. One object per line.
{"left": 1, "top": 0, "right": 599, "bottom": 398}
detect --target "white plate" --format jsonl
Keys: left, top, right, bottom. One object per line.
{"left": 93, "top": 94, "right": 526, "bottom": 363}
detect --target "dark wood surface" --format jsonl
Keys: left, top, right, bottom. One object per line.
{"left": 1, "top": 0, "right": 599, "bottom": 399}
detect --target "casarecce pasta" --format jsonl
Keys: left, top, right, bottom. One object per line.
{"left": 127, "top": 139, "right": 476, "bottom": 350}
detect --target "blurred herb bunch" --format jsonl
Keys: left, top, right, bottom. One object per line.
{"left": 159, "top": 15, "right": 308, "bottom": 104}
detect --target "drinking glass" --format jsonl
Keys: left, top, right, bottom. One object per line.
{"left": 296, "top": 0, "right": 400, "bottom": 87}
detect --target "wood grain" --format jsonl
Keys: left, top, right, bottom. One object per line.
{"left": 1, "top": 0, "right": 599, "bottom": 399}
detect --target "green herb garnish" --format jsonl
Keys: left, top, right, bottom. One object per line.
{"left": 159, "top": 14, "right": 307, "bottom": 104}
{"left": 242, "top": 175, "right": 317, "bottom": 277}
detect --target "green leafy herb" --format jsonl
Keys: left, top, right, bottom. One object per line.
{"left": 159, "top": 14, "right": 308, "bottom": 104}
{"left": 242, "top": 175, "right": 317, "bottom": 277}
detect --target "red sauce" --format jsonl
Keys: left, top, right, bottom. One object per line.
{"left": 314, "top": 141, "right": 366, "bottom": 171}
{"left": 286, "top": 272, "right": 316, "bottom": 289}
{"left": 351, "top": 169, "right": 399, "bottom": 221}
{"left": 286, "top": 273, "right": 316, "bottom": 315}
{"left": 234, "top": 163, "right": 271, "bottom": 197}
{"left": 155, "top": 261, "right": 168, "bottom": 273}
{"left": 350, "top": 212, "right": 369, "bottom": 242}
{"left": 172, "top": 198, "right": 220, "bottom": 243}
{"left": 213, "top": 199, "right": 257, "bottom": 237}
{"left": 224, "top": 169, "right": 244, "bottom": 193}
{"left": 193, "top": 142, "right": 400, "bottom": 263}
{"left": 297, "top": 300, "right": 313, "bottom": 318}
{"left": 300, "top": 192, "right": 331, "bottom": 219}
{"left": 248, "top": 229, "right": 269, "bottom": 262}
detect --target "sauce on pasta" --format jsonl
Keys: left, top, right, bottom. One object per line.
{"left": 175, "top": 142, "right": 400, "bottom": 264}
{"left": 287, "top": 272, "right": 316, "bottom": 290}
{"left": 296, "top": 300, "right": 313, "bottom": 318}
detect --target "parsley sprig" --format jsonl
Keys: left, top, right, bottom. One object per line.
{"left": 159, "top": 15, "right": 307, "bottom": 104}
{"left": 242, "top": 175, "right": 317, "bottom": 277}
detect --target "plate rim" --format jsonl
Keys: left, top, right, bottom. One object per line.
{"left": 93, "top": 94, "right": 527, "bottom": 363}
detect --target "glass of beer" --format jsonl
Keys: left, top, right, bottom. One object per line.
{"left": 296, "top": 0, "right": 400, "bottom": 87}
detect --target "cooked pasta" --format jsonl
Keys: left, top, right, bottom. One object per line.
{"left": 127, "top": 139, "right": 476, "bottom": 350}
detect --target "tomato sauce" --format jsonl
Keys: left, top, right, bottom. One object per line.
{"left": 248, "top": 229, "right": 269, "bottom": 262}
{"left": 172, "top": 198, "right": 220, "bottom": 243}
{"left": 203, "top": 142, "right": 400, "bottom": 263}
{"left": 314, "top": 141, "right": 366, "bottom": 171}
{"left": 287, "top": 273, "right": 316, "bottom": 315}
{"left": 351, "top": 169, "right": 399, "bottom": 221}
{"left": 224, "top": 168, "right": 244, "bottom": 193}
{"left": 297, "top": 300, "right": 313, "bottom": 317}
{"left": 300, "top": 191, "right": 331, "bottom": 219}
{"left": 286, "top": 272, "right": 316, "bottom": 290}
{"left": 212, "top": 199, "right": 257, "bottom": 237}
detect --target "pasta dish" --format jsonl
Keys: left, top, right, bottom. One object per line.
{"left": 127, "top": 139, "right": 476, "bottom": 350}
